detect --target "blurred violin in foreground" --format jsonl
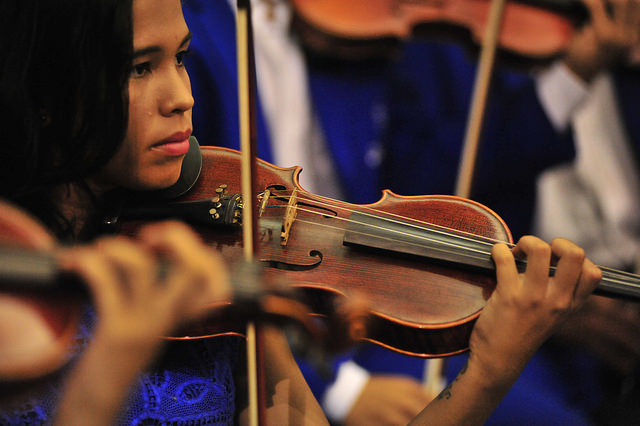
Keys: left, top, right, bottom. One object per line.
{"left": 0, "top": 198, "right": 359, "bottom": 382}
{"left": 0, "top": 200, "right": 80, "bottom": 381}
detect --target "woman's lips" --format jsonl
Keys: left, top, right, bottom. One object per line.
{"left": 151, "top": 131, "right": 192, "bottom": 156}
{"left": 151, "top": 139, "right": 190, "bottom": 156}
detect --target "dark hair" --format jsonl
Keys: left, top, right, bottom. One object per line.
{"left": 0, "top": 0, "right": 133, "bottom": 237}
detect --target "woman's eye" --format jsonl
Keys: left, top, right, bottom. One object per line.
{"left": 131, "top": 62, "right": 151, "bottom": 78}
{"left": 176, "top": 49, "right": 191, "bottom": 67}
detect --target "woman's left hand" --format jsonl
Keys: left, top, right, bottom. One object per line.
{"left": 468, "top": 236, "right": 602, "bottom": 385}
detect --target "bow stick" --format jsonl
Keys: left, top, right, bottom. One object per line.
{"left": 454, "top": 0, "right": 507, "bottom": 198}
{"left": 236, "top": 1, "right": 266, "bottom": 424}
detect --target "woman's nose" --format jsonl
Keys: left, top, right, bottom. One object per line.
{"left": 160, "top": 69, "right": 194, "bottom": 116}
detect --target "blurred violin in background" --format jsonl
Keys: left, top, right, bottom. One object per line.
{"left": 290, "top": 0, "right": 587, "bottom": 62}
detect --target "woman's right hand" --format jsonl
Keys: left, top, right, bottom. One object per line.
{"left": 61, "top": 220, "right": 231, "bottom": 347}
{"left": 54, "top": 221, "right": 232, "bottom": 426}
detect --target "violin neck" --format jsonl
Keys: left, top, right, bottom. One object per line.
{"left": 343, "top": 211, "right": 640, "bottom": 302}
{"left": 592, "top": 267, "right": 640, "bottom": 300}
{"left": 520, "top": 262, "right": 640, "bottom": 301}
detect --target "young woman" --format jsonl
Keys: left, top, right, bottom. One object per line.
{"left": 0, "top": 0, "right": 237, "bottom": 424}
{"left": 0, "top": 0, "right": 602, "bottom": 424}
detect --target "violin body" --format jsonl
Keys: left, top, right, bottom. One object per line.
{"left": 161, "top": 147, "right": 512, "bottom": 357}
{"left": 0, "top": 201, "right": 80, "bottom": 381}
{"left": 291, "top": 0, "right": 575, "bottom": 61}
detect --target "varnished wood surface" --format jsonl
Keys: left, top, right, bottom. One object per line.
{"left": 168, "top": 147, "right": 512, "bottom": 357}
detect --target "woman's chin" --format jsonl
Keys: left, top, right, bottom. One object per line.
{"left": 93, "top": 159, "right": 185, "bottom": 192}
{"left": 116, "top": 166, "right": 183, "bottom": 192}
{"left": 140, "top": 171, "right": 182, "bottom": 191}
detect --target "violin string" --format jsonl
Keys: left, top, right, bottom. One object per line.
{"left": 264, "top": 190, "right": 508, "bottom": 252}
{"left": 259, "top": 191, "right": 640, "bottom": 288}
{"left": 598, "top": 266, "right": 640, "bottom": 287}
{"left": 598, "top": 265, "right": 640, "bottom": 278}
{"left": 264, "top": 199, "right": 503, "bottom": 263}
{"left": 265, "top": 190, "right": 512, "bottom": 250}
{"left": 290, "top": 216, "right": 498, "bottom": 266}
{"left": 275, "top": 191, "right": 509, "bottom": 245}
{"left": 281, "top": 197, "right": 640, "bottom": 285}
{"left": 294, "top": 207, "right": 494, "bottom": 258}
{"left": 287, "top": 216, "right": 640, "bottom": 290}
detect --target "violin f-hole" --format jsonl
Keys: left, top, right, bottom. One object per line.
{"left": 260, "top": 249, "right": 323, "bottom": 271}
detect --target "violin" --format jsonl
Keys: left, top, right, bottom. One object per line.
{"left": 290, "top": 0, "right": 584, "bottom": 61}
{"left": 0, "top": 200, "right": 81, "bottom": 382}
{"left": 0, "top": 197, "right": 344, "bottom": 382}
{"left": 117, "top": 145, "right": 640, "bottom": 358}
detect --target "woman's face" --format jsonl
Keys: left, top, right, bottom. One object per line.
{"left": 96, "top": 0, "right": 194, "bottom": 191}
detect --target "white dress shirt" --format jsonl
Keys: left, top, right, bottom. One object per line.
{"left": 535, "top": 63, "right": 640, "bottom": 269}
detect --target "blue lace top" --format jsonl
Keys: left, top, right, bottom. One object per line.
{"left": 0, "top": 307, "right": 243, "bottom": 425}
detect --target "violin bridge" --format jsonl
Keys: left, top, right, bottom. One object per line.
{"left": 258, "top": 189, "right": 271, "bottom": 217}
{"left": 280, "top": 188, "right": 298, "bottom": 246}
